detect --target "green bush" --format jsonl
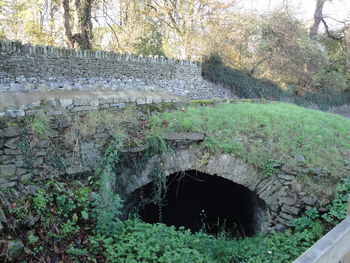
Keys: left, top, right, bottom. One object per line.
{"left": 90, "top": 220, "right": 208, "bottom": 263}
{"left": 202, "top": 53, "right": 287, "bottom": 100}
{"left": 316, "top": 70, "right": 348, "bottom": 93}
{"left": 202, "top": 54, "right": 350, "bottom": 109}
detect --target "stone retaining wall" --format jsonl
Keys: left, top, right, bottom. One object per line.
{"left": 0, "top": 40, "right": 234, "bottom": 100}
{"left": 0, "top": 111, "right": 318, "bottom": 232}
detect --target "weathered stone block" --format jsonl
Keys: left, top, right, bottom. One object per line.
{"left": 16, "top": 168, "right": 27, "bottom": 176}
{"left": 4, "top": 126, "right": 21, "bottom": 137}
{"left": 47, "top": 110, "right": 63, "bottom": 116}
{"left": 145, "top": 96, "right": 153, "bottom": 104}
{"left": 277, "top": 217, "right": 291, "bottom": 226}
{"left": 6, "top": 110, "right": 25, "bottom": 118}
{"left": 25, "top": 110, "right": 40, "bottom": 116}
{"left": 99, "top": 104, "right": 110, "bottom": 109}
{"left": 0, "top": 164, "right": 16, "bottom": 176}
{"left": 136, "top": 98, "right": 146, "bottom": 105}
{"left": 302, "top": 197, "right": 317, "bottom": 206}
{"left": 277, "top": 174, "right": 295, "bottom": 181}
{"left": 4, "top": 137, "right": 20, "bottom": 150}
{"left": 282, "top": 204, "right": 300, "bottom": 215}
{"left": 4, "top": 148, "right": 20, "bottom": 155}
{"left": 280, "top": 197, "right": 296, "bottom": 206}
{"left": 73, "top": 97, "right": 91, "bottom": 106}
{"left": 60, "top": 98, "right": 73, "bottom": 108}
{"left": 279, "top": 212, "right": 295, "bottom": 221}
{"left": 0, "top": 155, "right": 13, "bottom": 164}
{"left": 72, "top": 106, "right": 98, "bottom": 112}
{"left": 275, "top": 223, "right": 288, "bottom": 232}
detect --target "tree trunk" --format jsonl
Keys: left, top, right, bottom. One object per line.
{"left": 73, "top": 0, "right": 93, "bottom": 50}
{"left": 62, "top": 0, "right": 74, "bottom": 48}
{"left": 62, "top": 0, "right": 93, "bottom": 50}
{"left": 309, "top": 0, "right": 327, "bottom": 39}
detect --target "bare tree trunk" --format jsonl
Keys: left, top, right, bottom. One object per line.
{"left": 73, "top": 0, "right": 93, "bottom": 50}
{"left": 62, "top": 0, "right": 93, "bottom": 50}
{"left": 62, "top": 0, "right": 74, "bottom": 48}
{"left": 309, "top": 0, "right": 327, "bottom": 39}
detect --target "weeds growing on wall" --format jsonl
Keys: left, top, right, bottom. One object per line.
{"left": 24, "top": 111, "right": 66, "bottom": 174}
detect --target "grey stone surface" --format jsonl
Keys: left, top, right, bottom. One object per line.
{"left": 295, "top": 154, "right": 306, "bottom": 162}
{"left": 279, "top": 212, "right": 295, "bottom": 221}
{"left": 281, "top": 197, "right": 296, "bottom": 206}
{"left": 302, "top": 197, "right": 317, "bottom": 206}
{"left": 0, "top": 164, "right": 16, "bottom": 176}
{"left": 282, "top": 204, "right": 300, "bottom": 215}
{"left": 4, "top": 126, "right": 21, "bottom": 137}
{"left": 277, "top": 174, "right": 295, "bottom": 181}
{"left": 0, "top": 40, "right": 236, "bottom": 102}
{"left": 4, "top": 137, "right": 20, "bottom": 150}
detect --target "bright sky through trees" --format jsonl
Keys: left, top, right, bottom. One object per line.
{"left": 239, "top": 0, "right": 350, "bottom": 29}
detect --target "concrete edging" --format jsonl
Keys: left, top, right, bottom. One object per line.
{"left": 293, "top": 217, "right": 350, "bottom": 263}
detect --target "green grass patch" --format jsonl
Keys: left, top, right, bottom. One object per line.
{"left": 148, "top": 102, "right": 350, "bottom": 181}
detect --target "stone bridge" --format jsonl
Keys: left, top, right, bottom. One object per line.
{"left": 0, "top": 107, "right": 318, "bottom": 234}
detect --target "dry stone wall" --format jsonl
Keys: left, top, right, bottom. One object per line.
{"left": 0, "top": 40, "right": 234, "bottom": 100}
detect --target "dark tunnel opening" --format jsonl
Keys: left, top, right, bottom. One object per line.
{"left": 134, "top": 170, "right": 268, "bottom": 237}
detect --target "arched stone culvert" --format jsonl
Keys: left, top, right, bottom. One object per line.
{"left": 113, "top": 142, "right": 291, "bottom": 233}
{"left": 135, "top": 170, "right": 268, "bottom": 237}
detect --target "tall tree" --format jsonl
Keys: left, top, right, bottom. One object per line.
{"left": 62, "top": 0, "right": 93, "bottom": 49}
{"left": 309, "top": 0, "right": 327, "bottom": 38}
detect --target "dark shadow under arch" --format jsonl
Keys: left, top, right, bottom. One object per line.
{"left": 130, "top": 170, "right": 268, "bottom": 237}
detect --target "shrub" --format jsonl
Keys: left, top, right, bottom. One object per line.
{"left": 202, "top": 53, "right": 287, "bottom": 100}
{"left": 316, "top": 70, "right": 348, "bottom": 93}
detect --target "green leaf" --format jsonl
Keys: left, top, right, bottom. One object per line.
{"left": 81, "top": 210, "right": 89, "bottom": 220}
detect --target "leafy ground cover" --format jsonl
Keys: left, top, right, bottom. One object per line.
{"left": 1, "top": 176, "right": 349, "bottom": 262}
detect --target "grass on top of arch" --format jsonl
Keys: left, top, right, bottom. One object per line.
{"left": 148, "top": 102, "right": 350, "bottom": 183}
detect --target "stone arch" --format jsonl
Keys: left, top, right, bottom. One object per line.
{"left": 114, "top": 144, "right": 288, "bottom": 232}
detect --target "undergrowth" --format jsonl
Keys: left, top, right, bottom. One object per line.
{"left": 2, "top": 176, "right": 349, "bottom": 262}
